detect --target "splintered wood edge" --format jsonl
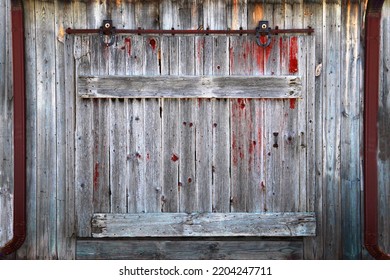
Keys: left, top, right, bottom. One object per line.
{"left": 91, "top": 212, "right": 316, "bottom": 238}
{"left": 78, "top": 75, "right": 302, "bottom": 99}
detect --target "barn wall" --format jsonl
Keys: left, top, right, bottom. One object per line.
{"left": 0, "top": 0, "right": 389, "bottom": 260}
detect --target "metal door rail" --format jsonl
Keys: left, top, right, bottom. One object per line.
{"left": 66, "top": 20, "right": 313, "bottom": 47}
{"left": 66, "top": 27, "right": 314, "bottom": 35}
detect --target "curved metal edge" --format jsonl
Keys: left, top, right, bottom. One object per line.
{"left": 0, "top": 0, "right": 26, "bottom": 257}
{"left": 364, "top": 0, "right": 390, "bottom": 260}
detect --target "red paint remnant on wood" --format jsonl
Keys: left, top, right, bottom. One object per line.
{"left": 189, "top": 122, "right": 193, "bottom": 127}
{"left": 249, "top": 140, "right": 254, "bottom": 154}
{"left": 261, "top": 181, "right": 266, "bottom": 191}
{"left": 265, "top": 39, "right": 272, "bottom": 63}
{"left": 255, "top": 43, "right": 264, "bottom": 74}
{"left": 290, "top": 98, "right": 296, "bottom": 109}
{"left": 229, "top": 47, "right": 234, "bottom": 72}
{"left": 149, "top": 38, "right": 157, "bottom": 51}
{"left": 289, "top": 37, "right": 298, "bottom": 74}
{"left": 124, "top": 37, "right": 131, "bottom": 56}
{"left": 237, "top": 98, "right": 246, "bottom": 110}
{"left": 93, "top": 162, "right": 99, "bottom": 191}
{"left": 232, "top": 132, "right": 238, "bottom": 166}
{"left": 171, "top": 153, "right": 179, "bottom": 162}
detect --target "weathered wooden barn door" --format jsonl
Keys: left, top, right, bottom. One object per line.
{"left": 65, "top": 31, "right": 315, "bottom": 236}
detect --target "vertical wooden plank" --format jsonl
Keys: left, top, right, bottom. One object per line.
{"left": 64, "top": 33, "right": 76, "bottom": 259}
{"left": 231, "top": 0, "right": 254, "bottom": 215}
{"left": 127, "top": 98, "right": 146, "bottom": 213}
{"left": 35, "top": 0, "right": 57, "bottom": 258}
{"left": 228, "top": 0, "right": 247, "bottom": 30}
{"left": 340, "top": 2, "right": 362, "bottom": 259}
{"left": 110, "top": 98, "right": 128, "bottom": 213}
{"left": 178, "top": 36, "right": 197, "bottom": 213}
{"left": 160, "top": 0, "right": 180, "bottom": 213}
{"left": 263, "top": 4, "right": 285, "bottom": 213}
{"left": 74, "top": 0, "right": 93, "bottom": 237}
{"left": 229, "top": 36, "right": 252, "bottom": 212}
{"left": 292, "top": 1, "right": 307, "bottom": 213}
{"left": 108, "top": 32, "right": 128, "bottom": 214}
{"left": 160, "top": 36, "right": 180, "bottom": 212}
{"left": 195, "top": 34, "right": 212, "bottom": 212}
{"left": 91, "top": 40, "right": 110, "bottom": 214}
{"left": 303, "top": 0, "right": 324, "bottom": 260}
{"left": 211, "top": 37, "right": 230, "bottom": 213}
{"left": 202, "top": 1, "right": 231, "bottom": 213}
{"left": 126, "top": 35, "right": 146, "bottom": 214}
{"left": 323, "top": 0, "right": 342, "bottom": 259}
{"left": 54, "top": 0, "right": 73, "bottom": 260}
{"left": 204, "top": 0, "right": 227, "bottom": 30}
{"left": 88, "top": 0, "right": 110, "bottom": 217}
{"left": 378, "top": 1, "right": 390, "bottom": 255}
{"left": 176, "top": 0, "right": 198, "bottom": 213}
{"left": 247, "top": 0, "right": 266, "bottom": 213}
{"left": 144, "top": 35, "right": 163, "bottom": 213}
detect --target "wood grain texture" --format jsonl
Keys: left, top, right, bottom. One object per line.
{"left": 379, "top": 1, "right": 390, "bottom": 255}
{"left": 35, "top": 0, "right": 57, "bottom": 259}
{"left": 0, "top": 0, "right": 376, "bottom": 260}
{"left": 303, "top": 0, "right": 324, "bottom": 260}
{"left": 340, "top": 2, "right": 362, "bottom": 259}
{"left": 78, "top": 75, "right": 302, "bottom": 99}
{"left": 77, "top": 238, "right": 304, "bottom": 260}
{"left": 323, "top": 1, "right": 342, "bottom": 260}
{"left": 92, "top": 212, "right": 316, "bottom": 237}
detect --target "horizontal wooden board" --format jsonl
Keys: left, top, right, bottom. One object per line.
{"left": 78, "top": 75, "right": 302, "bottom": 99}
{"left": 76, "top": 238, "right": 304, "bottom": 260}
{"left": 92, "top": 212, "right": 316, "bottom": 237}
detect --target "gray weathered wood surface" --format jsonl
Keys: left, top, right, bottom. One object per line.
{"left": 78, "top": 75, "right": 302, "bottom": 98}
{"left": 92, "top": 212, "right": 316, "bottom": 237}
{"left": 379, "top": 0, "right": 390, "bottom": 256}
{"left": 76, "top": 237, "right": 303, "bottom": 260}
{"left": 76, "top": 238, "right": 304, "bottom": 260}
{"left": 2, "top": 0, "right": 390, "bottom": 260}
{"left": 72, "top": 31, "right": 313, "bottom": 237}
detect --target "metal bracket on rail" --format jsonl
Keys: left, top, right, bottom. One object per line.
{"left": 256, "top": 21, "right": 271, "bottom": 47}
{"left": 99, "top": 20, "right": 116, "bottom": 47}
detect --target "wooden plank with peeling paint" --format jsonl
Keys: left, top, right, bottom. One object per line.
{"left": 91, "top": 212, "right": 316, "bottom": 237}
{"left": 144, "top": 35, "right": 163, "bottom": 213}
{"left": 78, "top": 75, "right": 302, "bottom": 99}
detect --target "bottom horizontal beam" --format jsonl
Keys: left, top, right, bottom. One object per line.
{"left": 76, "top": 238, "right": 304, "bottom": 260}
{"left": 91, "top": 212, "right": 316, "bottom": 238}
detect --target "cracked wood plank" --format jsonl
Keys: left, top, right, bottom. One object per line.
{"left": 78, "top": 75, "right": 302, "bottom": 99}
